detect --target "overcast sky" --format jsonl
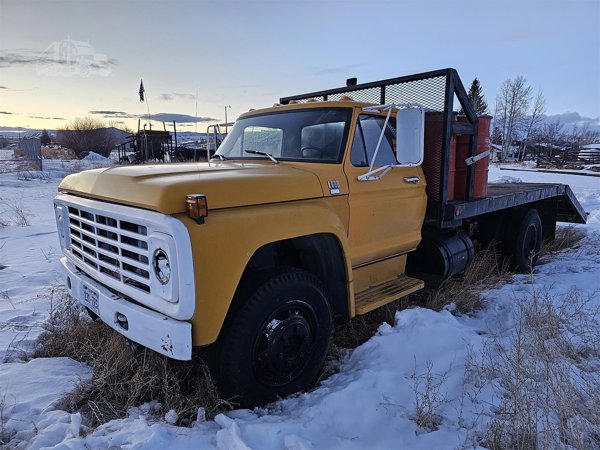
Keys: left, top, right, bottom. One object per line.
{"left": 0, "top": 0, "right": 598, "bottom": 132}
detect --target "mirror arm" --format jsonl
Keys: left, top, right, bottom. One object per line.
{"left": 358, "top": 164, "right": 398, "bottom": 181}
{"left": 367, "top": 106, "right": 394, "bottom": 173}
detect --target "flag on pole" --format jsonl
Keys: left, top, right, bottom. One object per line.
{"left": 139, "top": 80, "right": 145, "bottom": 102}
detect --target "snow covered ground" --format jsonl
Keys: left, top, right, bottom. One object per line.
{"left": 0, "top": 161, "right": 598, "bottom": 449}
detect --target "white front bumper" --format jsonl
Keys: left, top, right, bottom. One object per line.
{"left": 60, "top": 257, "right": 192, "bottom": 360}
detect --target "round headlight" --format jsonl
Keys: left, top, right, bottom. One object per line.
{"left": 153, "top": 249, "right": 171, "bottom": 285}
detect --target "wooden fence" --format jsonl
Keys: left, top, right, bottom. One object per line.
{"left": 19, "top": 137, "right": 42, "bottom": 170}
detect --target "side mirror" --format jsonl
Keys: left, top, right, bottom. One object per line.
{"left": 396, "top": 108, "right": 424, "bottom": 167}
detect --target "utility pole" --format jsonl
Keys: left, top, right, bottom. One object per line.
{"left": 225, "top": 105, "right": 231, "bottom": 134}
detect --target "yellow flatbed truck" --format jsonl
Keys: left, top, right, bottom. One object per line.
{"left": 53, "top": 69, "right": 586, "bottom": 404}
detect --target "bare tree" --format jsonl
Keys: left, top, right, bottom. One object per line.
{"left": 56, "top": 116, "right": 124, "bottom": 157}
{"left": 533, "top": 120, "right": 565, "bottom": 162}
{"left": 532, "top": 120, "right": 600, "bottom": 166}
{"left": 569, "top": 124, "right": 600, "bottom": 147}
{"left": 518, "top": 89, "right": 546, "bottom": 160}
{"left": 494, "top": 76, "right": 532, "bottom": 160}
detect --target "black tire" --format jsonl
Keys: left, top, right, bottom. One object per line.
{"left": 217, "top": 270, "right": 333, "bottom": 406}
{"left": 507, "top": 209, "right": 543, "bottom": 272}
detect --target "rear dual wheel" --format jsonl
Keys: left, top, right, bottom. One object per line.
{"left": 217, "top": 270, "right": 333, "bottom": 406}
{"left": 505, "top": 209, "right": 543, "bottom": 272}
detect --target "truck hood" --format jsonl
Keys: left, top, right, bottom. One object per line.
{"left": 58, "top": 162, "right": 325, "bottom": 214}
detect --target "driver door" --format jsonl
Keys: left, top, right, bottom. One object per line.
{"left": 343, "top": 113, "right": 426, "bottom": 268}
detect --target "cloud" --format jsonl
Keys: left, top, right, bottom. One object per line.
{"left": 314, "top": 63, "right": 366, "bottom": 76}
{"left": 0, "top": 50, "right": 114, "bottom": 70}
{"left": 0, "top": 85, "right": 36, "bottom": 92}
{"left": 29, "top": 115, "right": 66, "bottom": 120}
{"left": 159, "top": 93, "right": 195, "bottom": 101}
{"left": 89, "top": 110, "right": 134, "bottom": 119}
{"left": 499, "top": 31, "right": 533, "bottom": 43}
{"left": 0, "top": 126, "right": 37, "bottom": 132}
{"left": 0, "top": 111, "right": 12, "bottom": 115}
{"left": 227, "top": 84, "right": 258, "bottom": 89}
{"left": 0, "top": 42, "right": 116, "bottom": 77}
{"left": 148, "top": 113, "right": 217, "bottom": 123}
{"left": 541, "top": 112, "right": 600, "bottom": 132}
{"left": 89, "top": 110, "right": 217, "bottom": 123}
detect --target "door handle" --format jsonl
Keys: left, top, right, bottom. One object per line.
{"left": 403, "top": 176, "right": 420, "bottom": 184}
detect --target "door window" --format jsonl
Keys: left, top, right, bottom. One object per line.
{"left": 350, "top": 115, "right": 397, "bottom": 167}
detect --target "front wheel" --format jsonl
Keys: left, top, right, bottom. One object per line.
{"left": 217, "top": 270, "right": 333, "bottom": 406}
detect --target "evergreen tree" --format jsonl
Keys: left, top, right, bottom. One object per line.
{"left": 41, "top": 129, "right": 51, "bottom": 146}
{"left": 467, "top": 78, "right": 489, "bottom": 115}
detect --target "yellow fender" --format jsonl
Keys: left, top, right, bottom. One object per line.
{"left": 177, "top": 196, "right": 353, "bottom": 345}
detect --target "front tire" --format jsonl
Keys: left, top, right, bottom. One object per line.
{"left": 218, "top": 270, "right": 333, "bottom": 406}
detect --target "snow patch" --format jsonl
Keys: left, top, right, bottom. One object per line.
{"left": 0, "top": 358, "right": 91, "bottom": 444}
{"left": 82, "top": 151, "right": 109, "bottom": 161}
{"left": 0, "top": 163, "right": 598, "bottom": 448}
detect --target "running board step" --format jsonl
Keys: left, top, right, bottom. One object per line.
{"left": 355, "top": 275, "right": 424, "bottom": 315}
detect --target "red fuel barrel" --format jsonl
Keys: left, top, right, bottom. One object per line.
{"left": 455, "top": 115, "right": 492, "bottom": 200}
{"left": 423, "top": 112, "right": 456, "bottom": 202}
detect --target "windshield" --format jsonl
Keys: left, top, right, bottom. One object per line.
{"left": 216, "top": 108, "right": 352, "bottom": 163}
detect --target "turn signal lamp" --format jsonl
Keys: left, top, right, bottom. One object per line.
{"left": 186, "top": 194, "right": 208, "bottom": 224}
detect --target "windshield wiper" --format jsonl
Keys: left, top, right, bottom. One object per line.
{"left": 210, "top": 154, "right": 227, "bottom": 161}
{"left": 245, "top": 150, "right": 279, "bottom": 164}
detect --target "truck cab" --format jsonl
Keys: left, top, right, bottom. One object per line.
{"left": 215, "top": 100, "right": 428, "bottom": 297}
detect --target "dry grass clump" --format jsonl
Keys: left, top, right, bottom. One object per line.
{"left": 0, "top": 242, "right": 6, "bottom": 270}
{"left": 424, "top": 244, "right": 511, "bottom": 314}
{"left": 411, "top": 359, "right": 449, "bottom": 431}
{"left": 328, "top": 245, "right": 511, "bottom": 373}
{"left": 327, "top": 229, "right": 583, "bottom": 384}
{"left": 478, "top": 287, "right": 600, "bottom": 450}
{"left": 15, "top": 160, "right": 39, "bottom": 173}
{"left": 34, "top": 288, "right": 232, "bottom": 428}
{"left": 0, "top": 393, "right": 9, "bottom": 447}
{"left": 538, "top": 225, "right": 586, "bottom": 260}
{"left": 42, "top": 146, "right": 76, "bottom": 159}
{"left": 0, "top": 199, "right": 31, "bottom": 227}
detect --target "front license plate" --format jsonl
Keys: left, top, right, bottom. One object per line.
{"left": 82, "top": 284, "right": 99, "bottom": 315}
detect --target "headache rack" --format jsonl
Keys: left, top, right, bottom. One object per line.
{"left": 280, "top": 68, "right": 480, "bottom": 228}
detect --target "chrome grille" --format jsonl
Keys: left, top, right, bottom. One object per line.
{"left": 67, "top": 205, "right": 152, "bottom": 294}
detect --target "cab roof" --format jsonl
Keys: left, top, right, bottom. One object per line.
{"left": 237, "top": 100, "right": 376, "bottom": 120}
